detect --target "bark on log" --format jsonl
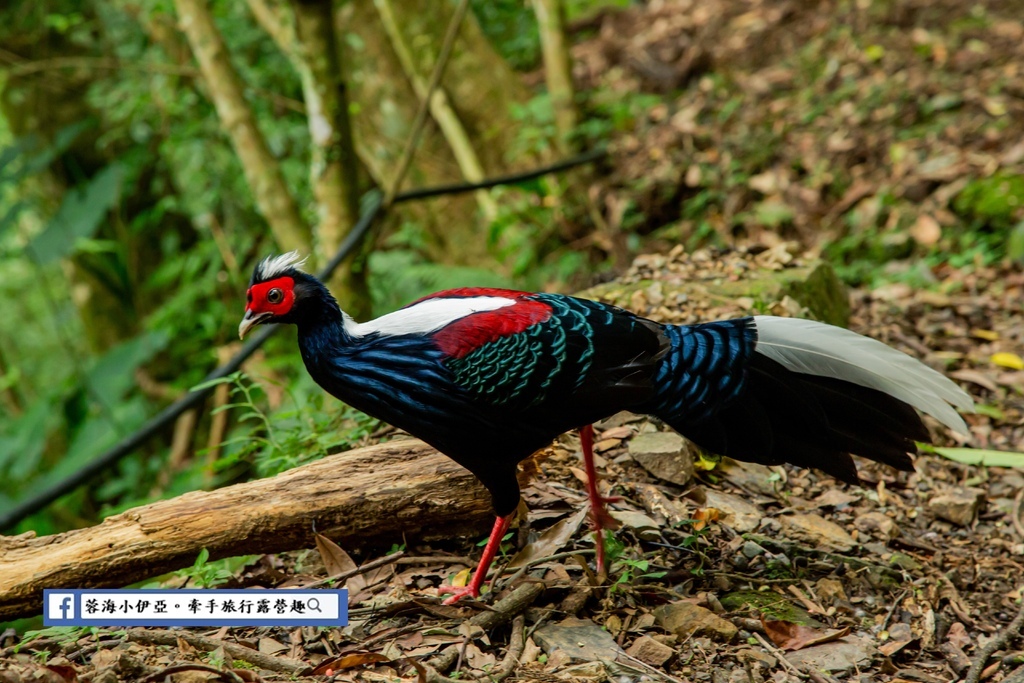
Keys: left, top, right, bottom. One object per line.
{"left": 0, "top": 439, "right": 522, "bottom": 621}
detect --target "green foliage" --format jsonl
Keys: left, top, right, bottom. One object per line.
{"left": 195, "top": 372, "right": 380, "bottom": 479}
{"left": 954, "top": 173, "right": 1024, "bottom": 229}
{"left": 28, "top": 163, "right": 124, "bottom": 264}
{"left": 18, "top": 625, "right": 102, "bottom": 650}
{"left": 173, "top": 548, "right": 258, "bottom": 588}
{"left": 606, "top": 531, "right": 667, "bottom": 592}
{"left": 176, "top": 548, "right": 233, "bottom": 588}
{"left": 471, "top": 0, "right": 541, "bottom": 71}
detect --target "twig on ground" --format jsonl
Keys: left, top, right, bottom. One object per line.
{"left": 753, "top": 632, "right": 806, "bottom": 679}
{"left": 301, "top": 550, "right": 405, "bottom": 588}
{"left": 426, "top": 583, "right": 544, "bottom": 673}
{"left": 499, "top": 549, "right": 596, "bottom": 589}
{"left": 65, "top": 638, "right": 121, "bottom": 662}
{"left": 1002, "top": 665, "right": 1024, "bottom": 683}
{"left": 616, "top": 652, "right": 690, "bottom": 683}
{"left": 141, "top": 663, "right": 246, "bottom": 683}
{"left": 964, "top": 597, "right": 1024, "bottom": 683}
{"left": 881, "top": 588, "right": 909, "bottom": 632}
{"left": 397, "top": 555, "right": 472, "bottom": 565}
{"left": 425, "top": 615, "right": 525, "bottom": 683}
{"left": 798, "top": 666, "right": 839, "bottom": 683}
{"left": 125, "top": 628, "right": 311, "bottom": 675}
{"left": 1012, "top": 489, "right": 1024, "bottom": 540}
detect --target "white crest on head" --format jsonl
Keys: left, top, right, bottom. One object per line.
{"left": 345, "top": 296, "right": 516, "bottom": 337}
{"left": 255, "top": 251, "right": 308, "bottom": 282}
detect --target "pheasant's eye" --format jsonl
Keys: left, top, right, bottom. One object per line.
{"left": 267, "top": 288, "right": 284, "bottom": 304}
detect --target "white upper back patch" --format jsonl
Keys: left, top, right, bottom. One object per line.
{"left": 255, "top": 251, "right": 308, "bottom": 281}
{"left": 346, "top": 296, "right": 516, "bottom": 337}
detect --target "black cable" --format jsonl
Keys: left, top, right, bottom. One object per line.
{"left": 392, "top": 146, "right": 606, "bottom": 203}
{"left": 0, "top": 149, "right": 604, "bottom": 532}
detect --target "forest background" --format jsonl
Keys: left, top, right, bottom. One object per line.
{"left": 1, "top": 0, "right": 1021, "bottom": 545}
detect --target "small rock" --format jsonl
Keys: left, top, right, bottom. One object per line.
{"left": 626, "top": 635, "right": 675, "bottom": 667}
{"left": 815, "top": 578, "right": 848, "bottom": 604}
{"left": 534, "top": 617, "right": 626, "bottom": 664}
{"left": 854, "top": 511, "right": 897, "bottom": 539}
{"left": 556, "top": 661, "right": 607, "bottom": 681}
{"left": 628, "top": 432, "right": 694, "bottom": 485}
{"left": 654, "top": 602, "right": 738, "bottom": 642}
{"left": 814, "top": 489, "right": 860, "bottom": 508}
{"left": 779, "top": 513, "right": 857, "bottom": 552}
{"left": 719, "top": 458, "right": 780, "bottom": 497}
{"left": 736, "top": 647, "right": 776, "bottom": 669}
{"left": 703, "top": 490, "right": 762, "bottom": 533}
{"left": 741, "top": 540, "right": 766, "bottom": 558}
{"left": 929, "top": 488, "right": 985, "bottom": 526}
{"left": 784, "top": 635, "right": 875, "bottom": 673}
{"left": 610, "top": 510, "right": 661, "bottom": 541}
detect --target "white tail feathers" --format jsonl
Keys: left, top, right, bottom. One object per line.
{"left": 753, "top": 316, "right": 973, "bottom": 435}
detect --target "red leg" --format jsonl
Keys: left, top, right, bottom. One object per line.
{"left": 438, "top": 513, "right": 512, "bottom": 604}
{"left": 580, "top": 424, "right": 620, "bottom": 573}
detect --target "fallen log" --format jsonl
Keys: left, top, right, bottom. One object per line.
{"left": 0, "top": 439, "right": 528, "bottom": 621}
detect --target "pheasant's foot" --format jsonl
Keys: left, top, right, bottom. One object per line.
{"left": 438, "top": 583, "right": 480, "bottom": 605}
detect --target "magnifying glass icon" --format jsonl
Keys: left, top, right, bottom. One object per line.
{"left": 307, "top": 598, "right": 322, "bottom": 613}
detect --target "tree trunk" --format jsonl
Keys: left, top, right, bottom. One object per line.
{"left": 533, "top": 0, "right": 576, "bottom": 151}
{"left": 374, "top": 0, "right": 498, "bottom": 222}
{"left": 338, "top": 0, "right": 534, "bottom": 265}
{"left": 247, "top": 0, "right": 371, "bottom": 318}
{"left": 175, "top": 0, "right": 312, "bottom": 254}
{"left": 0, "top": 439, "right": 533, "bottom": 621}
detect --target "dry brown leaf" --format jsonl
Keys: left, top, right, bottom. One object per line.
{"left": 692, "top": 507, "right": 720, "bottom": 531}
{"left": 312, "top": 652, "right": 391, "bottom": 676}
{"left": 600, "top": 426, "right": 634, "bottom": 440}
{"left": 946, "top": 622, "right": 972, "bottom": 650}
{"left": 949, "top": 369, "right": 999, "bottom": 393}
{"left": 44, "top": 665, "right": 78, "bottom": 683}
{"left": 761, "top": 618, "right": 851, "bottom": 651}
{"left": 313, "top": 532, "right": 367, "bottom": 593}
{"left": 910, "top": 214, "right": 941, "bottom": 245}
{"left": 507, "top": 507, "right": 588, "bottom": 569}
{"left": 412, "top": 600, "right": 473, "bottom": 619}
{"left": 258, "top": 637, "right": 288, "bottom": 655}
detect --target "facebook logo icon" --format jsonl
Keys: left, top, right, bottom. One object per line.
{"left": 44, "top": 592, "right": 76, "bottom": 624}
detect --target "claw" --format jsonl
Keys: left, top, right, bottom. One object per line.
{"left": 437, "top": 514, "right": 512, "bottom": 606}
{"left": 437, "top": 584, "right": 480, "bottom": 605}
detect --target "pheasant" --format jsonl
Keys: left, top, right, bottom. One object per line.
{"left": 238, "top": 252, "right": 972, "bottom": 603}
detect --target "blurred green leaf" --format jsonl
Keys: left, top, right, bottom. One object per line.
{"left": 28, "top": 163, "right": 124, "bottom": 264}
{"left": 932, "top": 447, "right": 1024, "bottom": 468}
{"left": 0, "top": 401, "right": 59, "bottom": 481}
{"left": 87, "top": 330, "right": 168, "bottom": 405}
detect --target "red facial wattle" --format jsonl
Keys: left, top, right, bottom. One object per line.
{"left": 239, "top": 276, "right": 295, "bottom": 338}
{"left": 246, "top": 276, "right": 296, "bottom": 316}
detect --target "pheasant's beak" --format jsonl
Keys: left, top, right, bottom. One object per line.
{"left": 238, "top": 310, "right": 271, "bottom": 339}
